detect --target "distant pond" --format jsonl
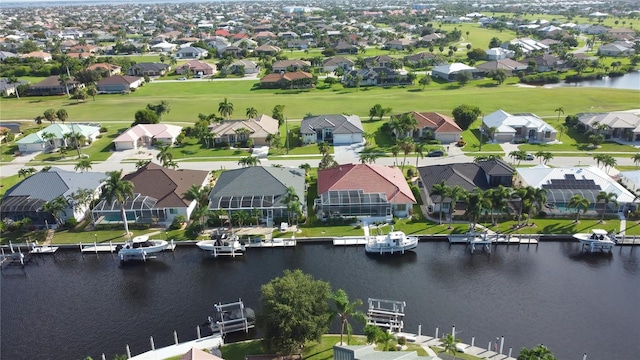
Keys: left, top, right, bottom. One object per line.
{"left": 544, "top": 71, "right": 640, "bottom": 91}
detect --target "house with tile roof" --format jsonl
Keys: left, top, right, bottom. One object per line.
{"left": 578, "top": 112, "right": 640, "bottom": 141}
{"left": 482, "top": 110, "right": 557, "bottom": 143}
{"left": 113, "top": 124, "right": 183, "bottom": 150}
{"left": 0, "top": 167, "right": 105, "bottom": 226}
{"left": 597, "top": 42, "right": 635, "bottom": 56}
{"left": 316, "top": 164, "right": 417, "bottom": 220}
{"left": 176, "top": 60, "right": 217, "bottom": 76}
{"left": 17, "top": 123, "right": 101, "bottom": 153}
{"left": 260, "top": 71, "right": 314, "bottom": 89}
{"left": 87, "top": 63, "right": 122, "bottom": 76}
{"left": 322, "top": 56, "right": 354, "bottom": 73}
{"left": 96, "top": 75, "right": 144, "bottom": 94}
{"left": 21, "top": 51, "right": 52, "bottom": 62}
{"left": 418, "top": 159, "right": 514, "bottom": 213}
{"left": 272, "top": 59, "right": 310, "bottom": 72}
{"left": 127, "top": 62, "right": 171, "bottom": 77}
{"left": 175, "top": 46, "right": 208, "bottom": 60}
{"left": 300, "top": 114, "right": 364, "bottom": 145}
{"left": 475, "top": 59, "right": 528, "bottom": 76}
{"left": 27, "top": 75, "right": 83, "bottom": 96}
{"left": 208, "top": 114, "right": 278, "bottom": 146}
{"left": 391, "top": 112, "right": 463, "bottom": 144}
{"left": 91, "top": 163, "right": 209, "bottom": 225}
{"left": 208, "top": 166, "right": 306, "bottom": 226}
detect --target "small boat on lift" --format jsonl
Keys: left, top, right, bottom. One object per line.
{"left": 196, "top": 232, "right": 245, "bottom": 257}
{"left": 365, "top": 230, "right": 418, "bottom": 255}
{"left": 207, "top": 299, "right": 256, "bottom": 335}
{"left": 573, "top": 229, "right": 616, "bottom": 253}
{"left": 117, "top": 235, "right": 169, "bottom": 262}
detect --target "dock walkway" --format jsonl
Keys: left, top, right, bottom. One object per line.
{"left": 129, "top": 334, "right": 223, "bottom": 360}
{"left": 404, "top": 333, "right": 517, "bottom": 360}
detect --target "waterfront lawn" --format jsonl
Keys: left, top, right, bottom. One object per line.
{"left": 482, "top": 218, "right": 621, "bottom": 235}
{"left": 219, "top": 340, "right": 266, "bottom": 360}
{"left": 431, "top": 347, "right": 484, "bottom": 360}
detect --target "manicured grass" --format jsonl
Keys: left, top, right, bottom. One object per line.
{"left": 220, "top": 340, "right": 266, "bottom": 360}
{"left": 431, "top": 346, "right": 484, "bottom": 360}
{"left": 0, "top": 174, "right": 21, "bottom": 197}
{"left": 303, "top": 336, "right": 367, "bottom": 360}
{"left": 169, "top": 137, "right": 253, "bottom": 159}
{"left": 460, "top": 118, "right": 504, "bottom": 152}
{"left": 0, "top": 143, "right": 18, "bottom": 162}
{"left": 436, "top": 22, "right": 517, "bottom": 49}
{"left": 481, "top": 218, "right": 621, "bottom": 235}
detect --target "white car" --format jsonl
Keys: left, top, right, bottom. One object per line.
{"left": 525, "top": 153, "right": 535, "bottom": 160}
{"left": 177, "top": 77, "right": 187, "bottom": 81}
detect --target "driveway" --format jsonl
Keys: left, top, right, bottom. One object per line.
{"left": 333, "top": 142, "right": 365, "bottom": 160}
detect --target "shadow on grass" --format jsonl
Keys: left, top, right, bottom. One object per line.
{"left": 477, "top": 83, "right": 499, "bottom": 88}
{"left": 407, "top": 88, "right": 424, "bottom": 92}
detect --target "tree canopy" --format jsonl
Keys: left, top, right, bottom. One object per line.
{"left": 451, "top": 104, "right": 481, "bottom": 130}
{"left": 258, "top": 269, "right": 332, "bottom": 354}
{"left": 133, "top": 109, "right": 160, "bottom": 126}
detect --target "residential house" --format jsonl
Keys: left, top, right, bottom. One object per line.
{"left": 112, "top": 124, "right": 183, "bottom": 150}
{"left": 21, "top": 51, "right": 52, "bottom": 62}
{"left": 96, "top": 75, "right": 144, "bottom": 93}
{"left": 343, "top": 67, "right": 409, "bottom": 87}
{"left": 253, "top": 31, "right": 277, "bottom": 41}
{"left": 287, "top": 39, "right": 312, "bottom": 50}
{"left": 176, "top": 60, "right": 216, "bottom": 76}
{"left": 384, "top": 38, "right": 416, "bottom": 50}
{"left": 228, "top": 59, "right": 260, "bottom": 75}
{"left": 207, "top": 36, "right": 231, "bottom": 53}
{"left": 254, "top": 44, "right": 281, "bottom": 56}
{"left": 523, "top": 54, "right": 565, "bottom": 72}
{"left": 334, "top": 344, "right": 420, "bottom": 360}
{"left": 27, "top": 75, "right": 82, "bottom": 96}
{"left": 208, "top": 166, "right": 306, "bottom": 226}
{"left": 0, "top": 167, "right": 105, "bottom": 227}
{"left": 0, "top": 78, "right": 28, "bottom": 97}
{"left": 208, "top": 114, "right": 279, "bottom": 146}
{"left": 598, "top": 42, "right": 635, "bottom": 56}
{"left": 578, "top": 112, "right": 640, "bottom": 141}
{"left": 403, "top": 52, "right": 440, "bottom": 66}
{"left": 582, "top": 25, "right": 609, "bottom": 35}
{"left": 150, "top": 41, "right": 177, "bottom": 53}
{"left": 272, "top": 59, "right": 310, "bottom": 72}
{"left": 365, "top": 55, "right": 394, "bottom": 68}
{"left": 334, "top": 41, "right": 358, "bottom": 54}
{"left": 322, "top": 56, "right": 355, "bottom": 73}
{"left": 420, "top": 32, "right": 446, "bottom": 44}
{"left": 300, "top": 114, "right": 363, "bottom": 145}
{"left": 16, "top": 123, "right": 101, "bottom": 153}
{"left": 475, "top": 59, "right": 528, "bottom": 76}
{"left": 0, "top": 51, "right": 17, "bottom": 62}
{"left": 485, "top": 47, "right": 514, "bottom": 60}
{"left": 260, "top": 71, "right": 314, "bottom": 89}
{"left": 316, "top": 164, "right": 417, "bottom": 220}
{"left": 516, "top": 165, "right": 635, "bottom": 214}
{"left": 418, "top": 159, "right": 514, "bottom": 213}
{"left": 607, "top": 28, "right": 637, "bottom": 41}
{"left": 92, "top": 163, "right": 209, "bottom": 225}
{"left": 500, "top": 38, "right": 549, "bottom": 54}
{"left": 431, "top": 63, "right": 480, "bottom": 81}
{"left": 174, "top": 46, "right": 208, "bottom": 59}
{"left": 483, "top": 110, "right": 557, "bottom": 143}
{"left": 127, "top": 62, "right": 170, "bottom": 77}
{"left": 391, "top": 112, "right": 463, "bottom": 144}
{"left": 232, "top": 38, "right": 257, "bottom": 50}
{"left": 87, "top": 63, "right": 122, "bottom": 76}
{"left": 619, "top": 170, "right": 640, "bottom": 204}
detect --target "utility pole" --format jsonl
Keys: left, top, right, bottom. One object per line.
{"left": 479, "top": 113, "right": 484, "bottom": 152}
{"left": 285, "top": 116, "right": 289, "bottom": 154}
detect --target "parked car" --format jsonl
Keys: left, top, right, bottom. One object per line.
{"left": 525, "top": 153, "right": 535, "bottom": 160}
{"left": 428, "top": 150, "right": 444, "bottom": 157}
{"left": 177, "top": 77, "right": 187, "bottom": 81}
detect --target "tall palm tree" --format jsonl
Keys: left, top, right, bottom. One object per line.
{"left": 74, "top": 159, "right": 93, "bottom": 172}
{"left": 102, "top": 170, "right": 135, "bottom": 237}
{"left": 568, "top": 194, "right": 590, "bottom": 222}
{"left": 376, "top": 330, "right": 394, "bottom": 351}
{"left": 414, "top": 143, "right": 425, "bottom": 168}
{"left": 440, "top": 333, "right": 461, "bottom": 359}
{"left": 529, "top": 188, "right": 548, "bottom": 225}
{"left": 7, "top": 76, "right": 20, "bottom": 99}
{"left": 488, "top": 186, "right": 511, "bottom": 226}
{"left": 155, "top": 144, "right": 173, "bottom": 167}
{"left": 633, "top": 153, "right": 640, "bottom": 170}
{"left": 245, "top": 107, "right": 258, "bottom": 120}
{"left": 448, "top": 186, "right": 466, "bottom": 229}
{"left": 331, "top": 289, "right": 366, "bottom": 345}
{"left": 399, "top": 138, "right": 414, "bottom": 171}
{"left": 317, "top": 141, "right": 330, "bottom": 156}
{"left": 465, "top": 190, "right": 490, "bottom": 230}
{"left": 282, "top": 186, "right": 301, "bottom": 225}
{"left": 596, "top": 191, "right": 617, "bottom": 223}
{"left": 390, "top": 145, "right": 400, "bottom": 165}
{"left": 41, "top": 196, "right": 68, "bottom": 225}
{"left": 183, "top": 184, "right": 211, "bottom": 209}
{"left": 554, "top": 106, "right": 564, "bottom": 122}
{"left": 238, "top": 156, "right": 260, "bottom": 167}
{"left": 41, "top": 131, "right": 57, "bottom": 151}
{"left": 517, "top": 344, "right": 557, "bottom": 360}
{"left": 431, "top": 181, "right": 451, "bottom": 224}
{"left": 218, "top": 97, "right": 234, "bottom": 120}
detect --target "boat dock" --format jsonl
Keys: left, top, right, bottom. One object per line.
{"left": 333, "top": 236, "right": 367, "bottom": 246}
{"left": 448, "top": 234, "right": 539, "bottom": 245}
{"left": 128, "top": 333, "right": 223, "bottom": 360}
{"left": 245, "top": 238, "right": 296, "bottom": 248}
{"left": 79, "top": 240, "right": 177, "bottom": 253}
{"left": 367, "top": 298, "right": 405, "bottom": 333}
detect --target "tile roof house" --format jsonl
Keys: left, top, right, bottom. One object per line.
{"left": 316, "top": 164, "right": 417, "bottom": 220}
{"left": 272, "top": 59, "right": 311, "bottom": 72}
{"left": 113, "top": 124, "right": 183, "bottom": 150}
{"left": 254, "top": 44, "right": 281, "bottom": 56}
{"left": 322, "top": 56, "right": 355, "bottom": 73}
{"left": 403, "top": 52, "right": 440, "bottom": 66}
{"left": 597, "top": 42, "right": 635, "bottom": 56}
{"left": 127, "top": 62, "right": 171, "bottom": 77}
{"left": 522, "top": 54, "right": 566, "bottom": 72}
{"left": 418, "top": 159, "right": 514, "bottom": 213}
{"left": 260, "top": 71, "right": 314, "bottom": 89}
{"left": 578, "top": 112, "right": 640, "bottom": 141}
{"left": 228, "top": 59, "right": 260, "bottom": 75}
{"left": 17, "top": 123, "right": 101, "bottom": 153}
{"left": 96, "top": 75, "right": 144, "bottom": 94}
{"left": 517, "top": 165, "right": 634, "bottom": 213}
{"left": 300, "top": 114, "right": 364, "bottom": 145}
{"left": 176, "top": 60, "right": 217, "bottom": 76}
{"left": 391, "top": 112, "right": 463, "bottom": 144}
{"left": 87, "top": 63, "right": 122, "bottom": 75}
{"left": 0, "top": 167, "right": 105, "bottom": 226}
{"left": 21, "top": 51, "right": 52, "bottom": 62}
{"left": 483, "top": 110, "right": 557, "bottom": 143}
{"left": 208, "top": 166, "right": 306, "bottom": 226}
{"left": 174, "top": 46, "right": 209, "bottom": 60}
{"left": 208, "top": 114, "right": 279, "bottom": 146}
{"left": 27, "top": 75, "right": 82, "bottom": 96}
{"left": 475, "top": 59, "right": 528, "bottom": 75}
{"left": 92, "top": 163, "right": 209, "bottom": 225}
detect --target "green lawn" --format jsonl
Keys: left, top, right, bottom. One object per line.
{"left": 0, "top": 174, "right": 21, "bottom": 197}
{"left": 0, "top": 143, "right": 18, "bottom": 162}
{"left": 461, "top": 118, "right": 504, "bottom": 152}
{"left": 169, "top": 137, "right": 252, "bottom": 159}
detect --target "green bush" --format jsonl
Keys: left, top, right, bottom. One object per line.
{"left": 170, "top": 215, "right": 187, "bottom": 230}
{"left": 65, "top": 218, "right": 79, "bottom": 229}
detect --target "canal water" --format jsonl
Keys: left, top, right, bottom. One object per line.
{"left": 544, "top": 71, "right": 640, "bottom": 91}
{"left": 1, "top": 242, "right": 638, "bottom": 360}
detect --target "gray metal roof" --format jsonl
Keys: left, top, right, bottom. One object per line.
{"left": 3, "top": 168, "right": 105, "bottom": 202}
{"left": 300, "top": 114, "right": 363, "bottom": 135}
{"left": 208, "top": 166, "right": 305, "bottom": 210}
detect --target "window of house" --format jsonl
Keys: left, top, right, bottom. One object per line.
{"left": 544, "top": 131, "right": 551, "bottom": 138}
{"left": 169, "top": 209, "right": 177, "bottom": 214}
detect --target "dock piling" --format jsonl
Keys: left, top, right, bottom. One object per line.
{"left": 417, "top": 324, "right": 421, "bottom": 336}
{"left": 197, "top": 325, "right": 201, "bottom": 339}
{"left": 126, "top": 345, "right": 131, "bottom": 359}
{"left": 101, "top": 353, "right": 106, "bottom": 360}
{"left": 488, "top": 341, "right": 491, "bottom": 351}
{"left": 583, "top": 353, "right": 587, "bottom": 360}
{"left": 471, "top": 337, "right": 475, "bottom": 347}
{"left": 110, "top": 241, "right": 113, "bottom": 253}
{"left": 500, "top": 335, "right": 504, "bottom": 354}
{"left": 435, "top": 327, "right": 438, "bottom": 339}
{"left": 174, "top": 330, "right": 178, "bottom": 345}
{"left": 451, "top": 324, "right": 455, "bottom": 339}
{"left": 150, "top": 336, "right": 155, "bottom": 350}
{"left": 509, "top": 348, "right": 512, "bottom": 357}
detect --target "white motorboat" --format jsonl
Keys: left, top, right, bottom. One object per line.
{"left": 197, "top": 232, "right": 245, "bottom": 257}
{"left": 573, "top": 229, "right": 616, "bottom": 252}
{"left": 365, "top": 231, "right": 418, "bottom": 255}
{"left": 118, "top": 235, "right": 169, "bottom": 262}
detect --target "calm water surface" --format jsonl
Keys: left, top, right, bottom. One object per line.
{"left": 545, "top": 71, "right": 640, "bottom": 91}
{"left": 1, "top": 242, "right": 639, "bottom": 360}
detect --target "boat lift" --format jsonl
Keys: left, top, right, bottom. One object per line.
{"left": 208, "top": 299, "right": 255, "bottom": 336}
{"left": 366, "top": 298, "right": 405, "bottom": 333}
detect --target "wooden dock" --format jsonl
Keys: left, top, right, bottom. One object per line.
{"left": 449, "top": 234, "right": 539, "bottom": 245}
{"left": 129, "top": 334, "right": 223, "bottom": 360}
{"left": 80, "top": 241, "right": 177, "bottom": 253}
{"left": 333, "top": 237, "right": 367, "bottom": 246}
{"left": 245, "top": 238, "right": 296, "bottom": 248}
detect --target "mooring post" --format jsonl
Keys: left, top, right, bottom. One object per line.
{"left": 197, "top": 325, "right": 201, "bottom": 339}
{"left": 508, "top": 348, "right": 512, "bottom": 357}
{"left": 451, "top": 324, "right": 455, "bottom": 339}
{"left": 101, "top": 353, "right": 106, "bottom": 360}
{"left": 110, "top": 241, "right": 113, "bottom": 253}
{"left": 418, "top": 324, "right": 421, "bottom": 336}
{"left": 488, "top": 341, "right": 491, "bottom": 351}
{"left": 471, "top": 337, "right": 475, "bottom": 347}
{"left": 94, "top": 240, "right": 97, "bottom": 254}
{"left": 583, "top": 353, "right": 587, "bottom": 360}
{"left": 435, "top": 327, "right": 438, "bottom": 339}
{"left": 10, "top": 241, "right": 14, "bottom": 253}
{"left": 500, "top": 336, "right": 504, "bottom": 354}
{"left": 174, "top": 330, "right": 178, "bottom": 345}
{"left": 150, "top": 336, "right": 155, "bottom": 350}
{"left": 126, "top": 345, "right": 131, "bottom": 359}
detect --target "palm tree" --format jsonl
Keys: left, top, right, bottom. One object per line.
{"left": 282, "top": 186, "right": 301, "bottom": 225}
{"left": 183, "top": 184, "right": 211, "bottom": 209}
{"left": 238, "top": 156, "right": 260, "bottom": 167}
{"left": 56, "top": 109, "right": 68, "bottom": 124}
{"left": 567, "top": 194, "right": 590, "bottom": 222}
{"left": 18, "top": 167, "right": 37, "bottom": 178}
{"left": 513, "top": 187, "right": 536, "bottom": 226}
{"left": 596, "top": 191, "right": 617, "bottom": 223}
{"left": 245, "top": 106, "right": 258, "bottom": 120}
{"left": 359, "top": 152, "right": 378, "bottom": 164}
{"left": 376, "top": 330, "right": 394, "bottom": 351}
{"left": 331, "top": 289, "right": 366, "bottom": 346}
{"left": 41, "top": 196, "right": 68, "bottom": 225}
{"left": 59, "top": 73, "right": 71, "bottom": 98}
{"left": 440, "top": 333, "right": 461, "bottom": 359}
{"left": 399, "top": 138, "right": 414, "bottom": 171}
{"left": 414, "top": 143, "right": 425, "bottom": 168}
{"left": 633, "top": 153, "right": 640, "bottom": 169}
{"left": 74, "top": 159, "right": 92, "bottom": 172}
{"left": 517, "top": 344, "right": 557, "bottom": 360}
{"left": 529, "top": 188, "right": 548, "bottom": 225}
{"left": 431, "top": 181, "right": 451, "bottom": 224}
{"left": 41, "top": 131, "right": 57, "bottom": 151}
{"left": 448, "top": 186, "right": 466, "bottom": 229}
{"left": 465, "top": 190, "right": 490, "bottom": 230}
{"left": 557, "top": 124, "right": 568, "bottom": 140}
{"left": 317, "top": 141, "right": 330, "bottom": 156}
{"left": 390, "top": 145, "right": 400, "bottom": 165}
{"left": 218, "top": 97, "right": 234, "bottom": 120}
{"left": 554, "top": 107, "right": 564, "bottom": 122}
{"left": 155, "top": 144, "right": 173, "bottom": 167}
{"left": 101, "top": 170, "right": 135, "bottom": 237}
{"left": 487, "top": 186, "right": 511, "bottom": 225}
{"left": 43, "top": 108, "right": 57, "bottom": 124}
